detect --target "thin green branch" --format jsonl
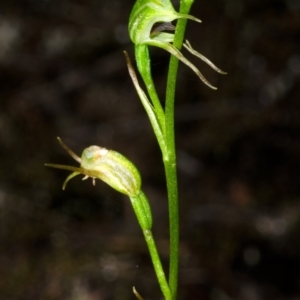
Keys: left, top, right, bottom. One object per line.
{"left": 130, "top": 192, "right": 172, "bottom": 300}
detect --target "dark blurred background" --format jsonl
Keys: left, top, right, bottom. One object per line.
{"left": 0, "top": 0, "right": 300, "bottom": 299}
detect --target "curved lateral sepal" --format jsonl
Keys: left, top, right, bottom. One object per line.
{"left": 183, "top": 40, "right": 227, "bottom": 74}
{"left": 145, "top": 39, "right": 218, "bottom": 90}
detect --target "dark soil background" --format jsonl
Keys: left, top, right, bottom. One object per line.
{"left": 0, "top": 0, "right": 300, "bottom": 299}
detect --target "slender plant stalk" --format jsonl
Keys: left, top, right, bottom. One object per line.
{"left": 164, "top": 1, "right": 195, "bottom": 298}
{"left": 130, "top": 192, "right": 172, "bottom": 300}
{"left": 142, "top": 229, "right": 172, "bottom": 300}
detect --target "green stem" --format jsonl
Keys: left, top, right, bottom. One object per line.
{"left": 124, "top": 51, "right": 168, "bottom": 157}
{"left": 135, "top": 44, "right": 166, "bottom": 134}
{"left": 130, "top": 192, "right": 172, "bottom": 300}
{"left": 143, "top": 229, "right": 172, "bottom": 300}
{"left": 164, "top": 1, "right": 195, "bottom": 298}
{"left": 163, "top": 157, "right": 178, "bottom": 299}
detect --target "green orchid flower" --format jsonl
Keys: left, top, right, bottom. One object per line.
{"left": 45, "top": 137, "right": 141, "bottom": 196}
{"left": 129, "top": 0, "right": 226, "bottom": 90}
{"left": 46, "top": 137, "right": 152, "bottom": 230}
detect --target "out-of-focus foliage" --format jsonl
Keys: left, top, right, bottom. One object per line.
{"left": 0, "top": 0, "right": 299, "bottom": 299}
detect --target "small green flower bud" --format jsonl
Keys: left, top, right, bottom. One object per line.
{"left": 80, "top": 146, "right": 141, "bottom": 196}
{"left": 45, "top": 137, "right": 141, "bottom": 197}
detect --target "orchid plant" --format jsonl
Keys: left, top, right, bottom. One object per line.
{"left": 46, "top": 0, "right": 225, "bottom": 299}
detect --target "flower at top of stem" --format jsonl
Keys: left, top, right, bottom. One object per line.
{"left": 129, "top": 0, "right": 200, "bottom": 45}
{"left": 129, "top": 0, "right": 226, "bottom": 89}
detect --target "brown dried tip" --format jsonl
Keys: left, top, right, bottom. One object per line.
{"left": 133, "top": 286, "right": 144, "bottom": 300}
